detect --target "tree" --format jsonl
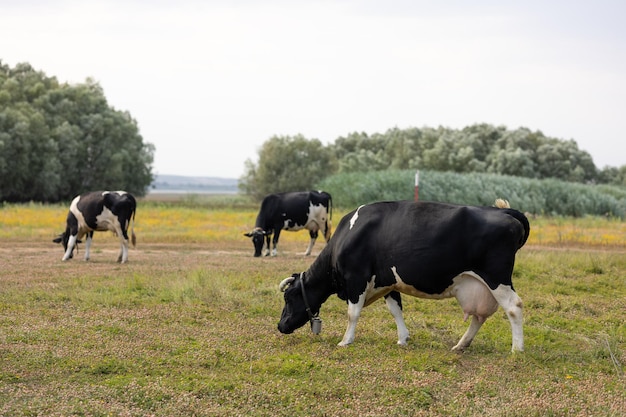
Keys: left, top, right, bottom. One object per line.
{"left": 240, "top": 121, "right": 613, "bottom": 198}
{"left": 0, "top": 62, "right": 154, "bottom": 202}
{"left": 421, "top": 129, "right": 458, "bottom": 171}
{"left": 332, "top": 131, "right": 388, "bottom": 172}
{"left": 239, "top": 135, "right": 336, "bottom": 200}
{"left": 598, "top": 165, "right": 626, "bottom": 186}
{"left": 536, "top": 139, "right": 596, "bottom": 182}
{"left": 486, "top": 129, "right": 539, "bottom": 178}
{"left": 384, "top": 127, "right": 423, "bottom": 170}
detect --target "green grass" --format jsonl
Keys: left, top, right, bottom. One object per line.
{"left": 0, "top": 204, "right": 625, "bottom": 416}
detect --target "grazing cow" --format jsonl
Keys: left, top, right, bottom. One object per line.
{"left": 278, "top": 199, "right": 530, "bottom": 352}
{"left": 245, "top": 191, "right": 332, "bottom": 257}
{"left": 53, "top": 191, "right": 136, "bottom": 263}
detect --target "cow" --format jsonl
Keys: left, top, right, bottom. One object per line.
{"left": 244, "top": 191, "right": 332, "bottom": 257}
{"left": 277, "top": 199, "right": 530, "bottom": 353}
{"left": 53, "top": 191, "right": 137, "bottom": 263}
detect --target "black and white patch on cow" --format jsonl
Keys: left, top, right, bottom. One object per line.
{"left": 277, "top": 199, "right": 530, "bottom": 353}
{"left": 244, "top": 191, "right": 332, "bottom": 257}
{"left": 53, "top": 191, "right": 137, "bottom": 263}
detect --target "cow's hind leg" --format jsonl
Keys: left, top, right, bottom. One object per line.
{"left": 450, "top": 273, "right": 499, "bottom": 351}
{"left": 491, "top": 285, "right": 524, "bottom": 352}
{"left": 116, "top": 232, "right": 130, "bottom": 264}
{"left": 385, "top": 291, "right": 409, "bottom": 345}
{"left": 112, "top": 225, "right": 129, "bottom": 263}
{"left": 304, "top": 230, "right": 318, "bottom": 256}
{"left": 452, "top": 316, "right": 485, "bottom": 352}
{"left": 84, "top": 231, "right": 95, "bottom": 261}
{"left": 118, "top": 238, "right": 129, "bottom": 263}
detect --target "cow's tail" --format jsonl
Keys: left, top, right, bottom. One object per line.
{"left": 494, "top": 199, "right": 530, "bottom": 249}
{"left": 130, "top": 207, "right": 137, "bottom": 248}
{"left": 494, "top": 198, "right": 510, "bottom": 209}
{"left": 325, "top": 192, "right": 333, "bottom": 241}
{"left": 328, "top": 193, "right": 333, "bottom": 221}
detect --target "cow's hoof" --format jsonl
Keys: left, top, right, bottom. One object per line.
{"left": 451, "top": 345, "right": 467, "bottom": 353}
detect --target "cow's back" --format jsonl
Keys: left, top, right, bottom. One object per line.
{"left": 104, "top": 191, "right": 136, "bottom": 218}
{"left": 309, "top": 191, "right": 332, "bottom": 212}
{"left": 329, "top": 200, "right": 528, "bottom": 296}
{"left": 72, "top": 191, "right": 136, "bottom": 231}
{"left": 256, "top": 191, "right": 330, "bottom": 231}
{"left": 72, "top": 192, "right": 106, "bottom": 230}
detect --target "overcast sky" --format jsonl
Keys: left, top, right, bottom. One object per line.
{"left": 2, "top": 0, "right": 625, "bottom": 178}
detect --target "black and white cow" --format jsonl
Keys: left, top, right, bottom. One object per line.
{"left": 245, "top": 191, "right": 332, "bottom": 257}
{"left": 53, "top": 191, "right": 136, "bottom": 263}
{"left": 278, "top": 199, "right": 530, "bottom": 352}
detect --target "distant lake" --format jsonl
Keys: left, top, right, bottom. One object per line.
{"left": 149, "top": 175, "right": 239, "bottom": 195}
{"left": 148, "top": 187, "right": 238, "bottom": 195}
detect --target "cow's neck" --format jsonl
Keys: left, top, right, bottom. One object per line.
{"left": 303, "top": 253, "right": 335, "bottom": 307}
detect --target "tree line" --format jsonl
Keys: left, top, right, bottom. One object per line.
{"left": 3, "top": 61, "right": 624, "bottom": 204}
{"left": 240, "top": 127, "right": 626, "bottom": 199}
{"left": 0, "top": 62, "right": 154, "bottom": 202}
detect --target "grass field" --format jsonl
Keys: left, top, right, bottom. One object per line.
{"left": 1, "top": 200, "right": 625, "bottom": 416}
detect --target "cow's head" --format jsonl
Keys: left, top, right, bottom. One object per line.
{"left": 244, "top": 228, "right": 267, "bottom": 257}
{"left": 52, "top": 232, "right": 76, "bottom": 258}
{"left": 278, "top": 272, "right": 321, "bottom": 334}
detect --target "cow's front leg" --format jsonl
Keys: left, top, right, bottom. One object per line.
{"left": 385, "top": 292, "right": 409, "bottom": 345}
{"left": 491, "top": 285, "right": 524, "bottom": 352}
{"left": 271, "top": 231, "right": 280, "bottom": 256}
{"left": 264, "top": 234, "right": 271, "bottom": 256}
{"left": 62, "top": 234, "right": 79, "bottom": 261}
{"left": 338, "top": 296, "right": 366, "bottom": 346}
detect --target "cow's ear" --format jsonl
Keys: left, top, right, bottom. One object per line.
{"left": 52, "top": 236, "right": 62, "bottom": 243}
{"left": 244, "top": 232, "right": 252, "bottom": 237}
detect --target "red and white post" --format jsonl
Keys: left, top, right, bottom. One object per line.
{"left": 414, "top": 170, "right": 420, "bottom": 201}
